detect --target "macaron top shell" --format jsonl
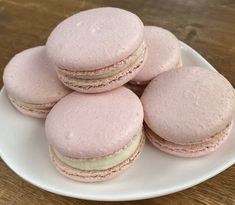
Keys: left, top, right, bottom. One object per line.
{"left": 3, "top": 46, "right": 70, "bottom": 104}
{"left": 133, "top": 26, "right": 181, "bottom": 82}
{"left": 45, "top": 87, "right": 143, "bottom": 159}
{"left": 46, "top": 7, "right": 144, "bottom": 71}
{"left": 141, "top": 66, "right": 235, "bottom": 144}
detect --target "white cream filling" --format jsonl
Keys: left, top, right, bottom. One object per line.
{"left": 53, "top": 129, "right": 143, "bottom": 171}
{"left": 9, "top": 96, "right": 54, "bottom": 113}
{"left": 57, "top": 41, "right": 146, "bottom": 81}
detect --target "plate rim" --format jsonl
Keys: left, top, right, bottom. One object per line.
{"left": 1, "top": 146, "right": 234, "bottom": 201}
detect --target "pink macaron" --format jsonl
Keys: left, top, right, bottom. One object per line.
{"left": 46, "top": 7, "right": 147, "bottom": 93}
{"left": 3, "top": 46, "right": 71, "bottom": 118}
{"left": 141, "top": 66, "right": 235, "bottom": 157}
{"left": 45, "top": 87, "right": 145, "bottom": 182}
{"left": 127, "top": 26, "right": 182, "bottom": 96}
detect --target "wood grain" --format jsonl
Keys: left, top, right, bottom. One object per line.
{"left": 0, "top": 0, "right": 235, "bottom": 204}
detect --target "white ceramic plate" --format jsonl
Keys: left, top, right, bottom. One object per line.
{"left": 0, "top": 42, "right": 235, "bottom": 201}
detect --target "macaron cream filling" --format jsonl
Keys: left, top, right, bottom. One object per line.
{"left": 145, "top": 122, "right": 232, "bottom": 154}
{"left": 51, "top": 128, "right": 143, "bottom": 171}
{"left": 9, "top": 96, "right": 55, "bottom": 114}
{"left": 57, "top": 41, "right": 146, "bottom": 85}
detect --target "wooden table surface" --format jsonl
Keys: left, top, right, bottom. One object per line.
{"left": 0, "top": 0, "right": 235, "bottom": 204}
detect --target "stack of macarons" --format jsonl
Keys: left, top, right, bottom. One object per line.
{"left": 2, "top": 7, "right": 235, "bottom": 183}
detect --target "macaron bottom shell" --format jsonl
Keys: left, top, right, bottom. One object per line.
{"left": 9, "top": 96, "right": 55, "bottom": 118}
{"left": 56, "top": 42, "right": 147, "bottom": 93}
{"left": 49, "top": 132, "right": 145, "bottom": 182}
{"left": 145, "top": 122, "right": 232, "bottom": 158}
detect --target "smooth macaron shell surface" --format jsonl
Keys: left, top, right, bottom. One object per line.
{"left": 141, "top": 66, "right": 235, "bottom": 146}
{"left": 46, "top": 7, "right": 144, "bottom": 71}
{"left": 3, "top": 46, "right": 71, "bottom": 117}
{"left": 46, "top": 87, "right": 143, "bottom": 159}
{"left": 132, "top": 26, "right": 181, "bottom": 83}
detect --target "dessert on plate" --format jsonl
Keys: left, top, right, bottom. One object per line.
{"left": 141, "top": 66, "right": 235, "bottom": 157}
{"left": 46, "top": 87, "right": 145, "bottom": 182}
